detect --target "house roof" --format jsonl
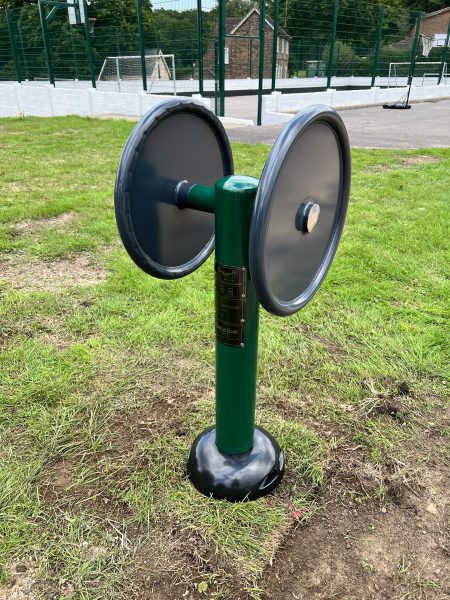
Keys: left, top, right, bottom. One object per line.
{"left": 228, "top": 6, "right": 291, "bottom": 40}
{"left": 423, "top": 6, "right": 450, "bottom": 19}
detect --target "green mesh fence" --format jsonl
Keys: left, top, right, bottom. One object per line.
{"left": 0, "top": 1, "right": 448, "bottom": 108}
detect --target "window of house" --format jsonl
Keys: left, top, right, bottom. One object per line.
{"left": 224, "top": 47, "right": 229, "bottom": 64}
{"left": 285, "top": 40, "right": 289, "bottom": 55}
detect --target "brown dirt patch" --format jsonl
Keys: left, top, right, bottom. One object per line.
{"left": 366, "top": 154, "right": 440, "bottom": 173}
{"left": 263, "top": 398, "right": 450, "bottom": 600}
{"left": 10, "top": 212, "right": 77, "bottom": 235}
{"left": 0, "top": 560, "right": 38, "bottom": 600}
{"left": 399, "top": 155, "right": 440, "bottom": 166}
{"left": 0, "top": 254, "right": 107, "bottom": 291}
{"left": 263, "top": 477, "right": 449, "bottom": 600}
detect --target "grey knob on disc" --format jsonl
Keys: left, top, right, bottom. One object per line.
{"left": 115, "top": 99, "right": 233, "bottom": 279}
{"left": 249, "top": 105, "right": 351, "bottom": 316}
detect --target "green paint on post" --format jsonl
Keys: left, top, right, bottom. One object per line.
{"left": 6, "top": 9, "right": 21, "bottom": 83}
{"left": 38, "top": 0, "right": 54, "bottom": 86}
{"left": 408, "top": 12, "right": 423, "bottom": 86}
{"left": 197, "top": 0, "right": 204, "bottom": 95}
{"left": 438, "top": 21, "right": 450, "bottom": 85}
{"left": 371, "top": 5, "right": 384, "bottom": 87}
{"left": 271, "top": 0, "right": 280, "bottom": 91}
{"left": 137, "top": 0, "right": 148, "bottom": 92}
{"left": 188, "top": 184, "right": 216, "bottom": 213}
{"left": 257, "top": 0, "right": 266, "bottom": 126}
{"left": 214, "top": 176, "right": 259, "bottom": 455}
{"left": 218, "top": 0, "right": 225, "bottom": 116}
{"left": 82, "top": 0, "right": 96, "bottom": 88}
{"left": 327, "top": 0, "right": 339, "bottom": 89}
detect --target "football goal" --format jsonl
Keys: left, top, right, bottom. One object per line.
{"left": 387, "top": 61, "right": 447, "bottom": 87}
{"left": 97, "top": 53, "right": 177, "bottom": 94}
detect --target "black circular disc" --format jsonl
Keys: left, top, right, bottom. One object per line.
{"left": 187, "top": 426, "right": 285, "bottom": 501}
{"left": 115, "top": 100, "right": 233, "bottom": 279}
{"left": 249, "top": 105, "right": 351, "bottom": 316}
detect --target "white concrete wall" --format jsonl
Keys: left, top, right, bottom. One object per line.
{"left": 6, "top": 74, "right": 439, "bottom": 95}
{"left": 262, "top": 84, "right": 450, "bottom": 124}
{"left": 0, "top": 83, "right": 213, "bottom": 118}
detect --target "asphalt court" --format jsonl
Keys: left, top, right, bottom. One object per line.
{"left": 224, "top": 97, "right": 450, "bottom": 148}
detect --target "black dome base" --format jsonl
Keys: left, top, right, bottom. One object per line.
{"left": 187, "top": 426, "right": 285, "bottom": 501}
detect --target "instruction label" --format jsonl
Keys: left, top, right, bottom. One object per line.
{"left": 215, "top": 263, "right": 246, "bottom": 347}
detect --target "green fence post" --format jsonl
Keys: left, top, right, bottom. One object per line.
{"left": 271, "top": 0, "right": 279, "bottom": 91}
{"left": 6, "top": 9, "right": 21, "bottom": 83}
{"left": 69, "top": 25, "right": 80, "bottom": 80}
{"left": 326, "top": 0, "right": 339, "bottom": 88}
{"left": 137, "top": 0, "right": 147, "bottom": 92}
{"left": 18, "top": 21, "right": 29, "bottom": 80}
{"left": 214, "top": 39, "right": 219, "bottom": 114}
{"left": 438, "top": 21, "right": 450, "bottom": 85}
{"left": 218, "top": 0, "right": 225, "bottom": 116}
{"left": 315, "top": 41, "right": 321, "bottom": 76}
{"left": 38, "top": 0, "right": 54, "bottom": 86}
{"left": 371, "top": 5, "right": 384, "bottom": 87}
{"left": 196, "top": 0, "right": 204, "bottom": 95}
{"left": 115, "top": 27, "right": 121, "bottom": 56}
{"left": 257, "top": 0, "right": 266, "bottom": 126}
{"left": 408, "top": 12, "right": 422, "bottom": 86}
{"left": 82, "top": 0, "right": 96, "bottom": 88}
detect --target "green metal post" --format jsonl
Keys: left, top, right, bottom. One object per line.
{"left": 196, "top": 0, "right": 204, "bottom": 95}
{"left": 408, "top": 12, "right": 422, "bottom": 86}
{"left": 82, "top": 0, "right": 96, "bottom": 88}
{"left": 69, "top": 25, "right": 79, "bottom": 80}
{"left": 38, "top": 0, "right": 55, "bottom": 86}
{"left": 115, "top": 27, "right": 121, "bottom": 56}
{"left": 438, "top": 21, "right": 450, "bottom": 84}
{"left": 371, "top": 5, "right": 384, "bottom": 87}
{"left": 327, "top": 0, "right": 339, "bottom": 88}
{"left": 214, "top": 176, "right": 259, "bottom": 454}
{"left": 271, "top": 0, "right": 279, "bottom": 91}
{"left": 257, "top": 0, "right": 266, "bottom": 126}
{"left": 218, "top": 0, "right": 225, "bottom": 116}
{"left": 214, "top": 39, "right": 219, "bottom": 114}
{"left": 316, "top": 41, "right": 321, "bottom": 77}
{"left": 6, "top": 9, "right": 21, "bottom": 83}
{"left": 137, "top": 0, "right": 147, "bottom": 92}
{"left": 18, "top": 21, "right": 29, "bottom": 80}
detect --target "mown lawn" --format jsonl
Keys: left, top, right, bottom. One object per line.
{"left": 0, "top": 116, "right": 448, "bottom": 600}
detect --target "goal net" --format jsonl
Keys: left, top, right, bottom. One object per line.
{"left": 387, "top": 62, "right": 447, "bottom": 87}
{"left": 97, "top": 53, "right": 176, "bottom": 94}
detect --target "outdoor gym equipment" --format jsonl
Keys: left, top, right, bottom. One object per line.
{"left": 114, "top": 100, "right": 351, "bottom": 501}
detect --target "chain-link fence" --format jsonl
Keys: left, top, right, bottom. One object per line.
{"left": 1, "top": 1, "right": 449, "bottom": 120}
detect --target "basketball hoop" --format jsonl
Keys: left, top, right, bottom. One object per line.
{"left": 421, "top": 35, "right": 435, "bottom": 57}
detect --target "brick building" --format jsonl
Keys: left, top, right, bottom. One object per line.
{"left": 409, "top": 6, "right": 450, "bottom": 43}
{"left": 203, "top": 6, "right": 291, "bottom": 79}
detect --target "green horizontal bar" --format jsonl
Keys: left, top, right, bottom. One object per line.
{"left": 225, "top": 34, "right": 259, "bottom": 39}
{"left": 188, "top": 184, "right": 216, "bottom": 213}
{"left": 41, "top": 1, "right": 78, "bottom": 8}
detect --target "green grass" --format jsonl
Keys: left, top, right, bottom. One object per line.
{"left": 0, "top": 116, "right": 449, "bottom": 599}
